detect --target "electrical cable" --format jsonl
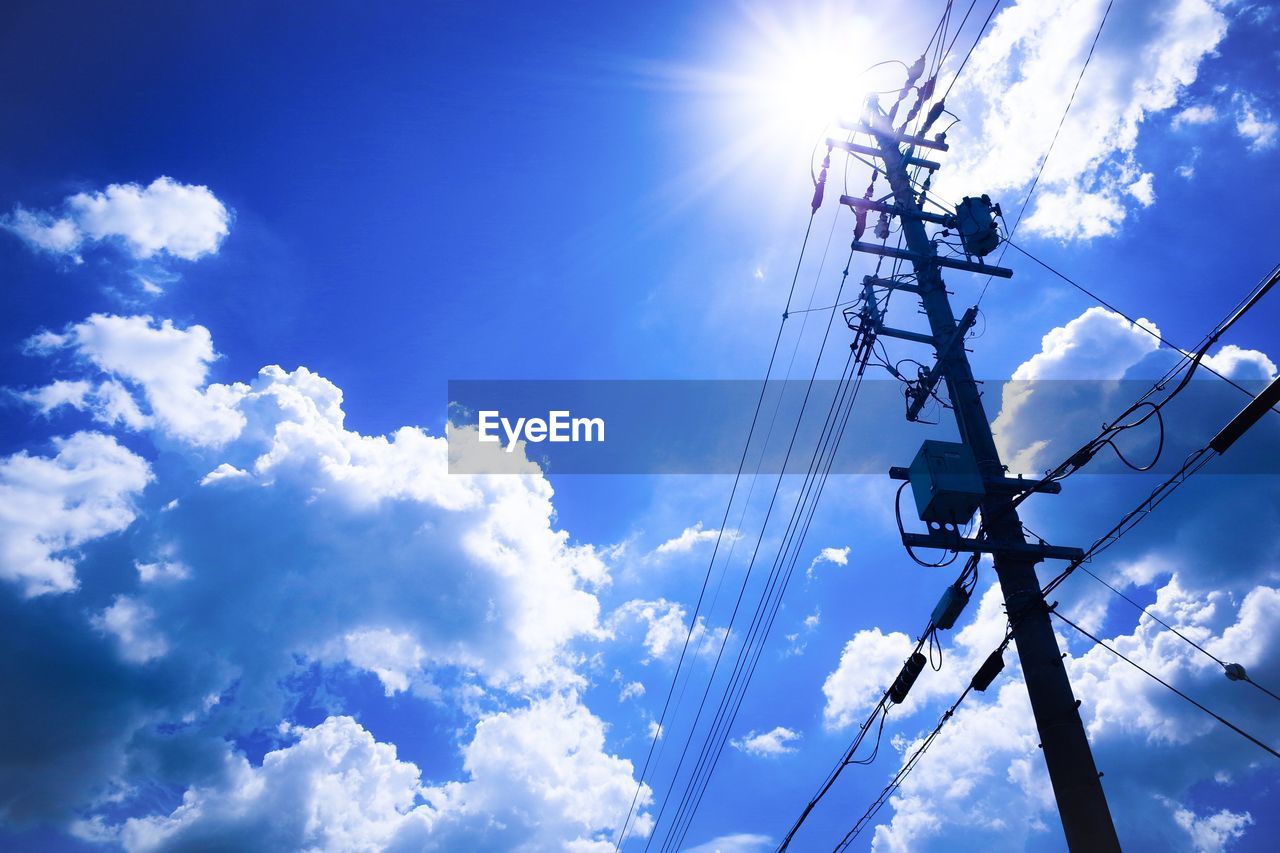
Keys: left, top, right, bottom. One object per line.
{"left": 667, "top": 359, "right": 870, "bottom": 852}
{"left": 975, "top": 0, "right": 1113, "bottom": 305}
{"left": 612, "top": 208, "right": 822, "bottom": 849}
{"left": 1074, "top": 564, "right": 1280, "bottom": 704}
{"left": 1005, "top": 244, "right": 1280, "bottom": 413}
{"left": 1052, "top": 611, "right": 1280, "bottom": 760}
{"left": 659, "top": 250, "right": 883, "bottom": 850}
{"left": 939, "top": 0, "right": 1002, "bottom": 104}
{"left": 644, "top": 248, "right": 861, "bottom": 851}
{"left": 832, "top": 625, "right": 1017, "bottom": 851}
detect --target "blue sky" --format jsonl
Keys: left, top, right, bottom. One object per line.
{"left": 1, "top": 1, "right": 1279, "bottom": 851}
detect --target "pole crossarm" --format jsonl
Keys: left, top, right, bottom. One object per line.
{"left": 840, "top": 194, "right": 952, "bottom": 226}
{"left": 850, "top": 240, "right": 1014, "bottom": 278}
{"left": 827, "top": 137, "right": 942, "bottom": 171}
{"left": 901, "top": 531, "right": 1086, "bottom": 562}
{"left": 839, "top": 119, "right": 951, "bottom": 151}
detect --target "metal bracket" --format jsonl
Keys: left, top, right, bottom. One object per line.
{"left": 902, "top": 531, "right": 1085, "bottom": 562}
{"left": 862, "top": 275, "right": 923, "bottom": 295}
{"left": 905, "top": 307, "right": 977, "bottom": 421}
{"left": 889, "top": 466, "right": 1064, "bottom": 496}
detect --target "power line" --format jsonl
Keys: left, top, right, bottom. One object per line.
{"left": 976, "top": 0, "right": 1112, "bottom": 304}
{"left": 666, "top": 359, "right": 871, "bottom": 851}
{"left": 1073, "top": 564, "right": 1280, "bottom": 704}
{"left": 649, "top": 246, "right": 867, "bottom": 850}
{"left": 1005, "top": 243, "right": 1280, "bottom": 411}
{"left": 939, "top": 0, "right": 1002, "bottom": 104}
{"left": 1052, "top": 611, "right": 1280, "bottom": 760}
{"left": 777, "top": 562, "right": 975, "bottom": 851}
{"left": 832, "top": 626, "right": 1015, "bottom": 851}
{"left": 612, "top": 207, "right": 822, "bottom": 849}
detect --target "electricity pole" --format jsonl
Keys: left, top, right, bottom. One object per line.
{"left": 841, "top": 102, "right": 1122, "bottom": 850}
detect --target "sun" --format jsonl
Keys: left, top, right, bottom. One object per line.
{"left": 624, "top": 3, "right": 891, "bottom": 222}
{"left": 733, "top": 5, "right": 874, "bottom": 154}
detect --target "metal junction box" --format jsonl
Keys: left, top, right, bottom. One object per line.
{"left": 908, "top": 440, "right": 985, "bottom": 526}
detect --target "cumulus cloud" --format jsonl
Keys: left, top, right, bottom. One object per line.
{"left": 940, "top": 0, "right": 1231, "bottom": 240}
{"left": 609, "top": 598, "right": 723, "bottom": 662}
{"left": 101, "top": 697, "right": 649, "bottom": 852}
{"left": 1172, "top": 805, "right": 1253, "bottom": 852}
{"left": 0, "top": 313, "right": 634, "bottom": 847}
{"left": 730, "top": 725, "right": 801, "bottom": 757}
{"left": 321, "top": 628, "right": 433, "bottom": 698}
{"left": 822, "top": 628, "right": 914, "bottom": 729}
{"left": 620, "top": 680, "right": 646, "bottom": 702}
{"left": 0, "top": 432, "right": 151, "bottom": 595}
{"left": 655, "top": 522, "right": 736, "bottom": 555}
{"left": 1172, "top": 104, "right": 1218, "bottom": 128}
{"left": 1232, "top": 92, "right": 1278, "bottom": 152}
{"left": 415, "top": 693, "right": 652, "bottom": 849}
{"left": 991, "top": 307, "right": 1273, "bottom": 475}
{"left": 2, "top": 177, "right": 230, "bottom": 263}
{"left": 806, "top": 545, "right": 850, "bottom": 579}
{"left": 25, "top": 314, "right": 247, "bottom": 446}
{"left": 115, "top": 715, "right": 426, "bottom": 851}
{"left": 91, "top": 596, "right": 169, "bottom": 664}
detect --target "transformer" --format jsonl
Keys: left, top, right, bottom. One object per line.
{"left": 955, "top": 195, "right": 1000, "bottom": 258}
{"left": 908, "top": 440, "right": 985, "bottom": 526}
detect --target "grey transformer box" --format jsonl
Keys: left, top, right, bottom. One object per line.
{"left": 908, "top": 440, "right": 986, "bottom": 526}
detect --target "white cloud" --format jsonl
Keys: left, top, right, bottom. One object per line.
{"left": 3, "top": 209, "right": 82, "bottom": 256}
{"left": 0, "top": 310, "right": 634, "bottom": 836}
{"left": 411, "top": 693, "right": 653, "bottom": 849}
{"left": 322, "top": 628, "right": 432, "bottom": 698}
{"left": 117, "top": 716, "right": 426, "bottom": 852}
{"left": 609, "top": 598, "right": 722, "bottom": 662}
{"left": 1232, "top": 92, "right": 1278, "bottom": 151}
{"left": 92, "top": 596, "right": 168, "bottom": 664}
{"left": 1172, "top": 104, "right": 1218, "bottom": 127}
{"left": 2, "top": 177, "right": 230, "bottom": 263}
{"left": 0, "top": 432, "right": 151, "bottom": 596}
{"left": 1202, "top": 343, "right": 1277, "bottom": 381}
{"left": 730, "top": 725, "right": 801, "bottom": 757}
{"left": 655, "top": 522, "right": 735, "bottom": 555}
{"left": 135, "top": 559, "right": 190, "bottom": 584}
{"left": 941, "top": 0, "right": 1230, "bottom": 240}
{"left": 993, "top": 306, "right": 1275, "bottom": 475}
{"left": 806, "top": 545, "right": 850, "bottom": 578}
{"left": 822, "top": 628, "right": 914, "bottom": 729}
{"left": 684, "top": 832, "right": 773, "bottom": 853}
{"left": 26, "top": 314, "right": 247, "bottom": 446}
{"left": 1172, "top": 805, "right": 1253, "bottom": 853}
{"left": 620, "top": 681, "right": 646, "bottom": 702}
{"left": 1127, "top": 172, "right": 1156, "bottom": 207}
